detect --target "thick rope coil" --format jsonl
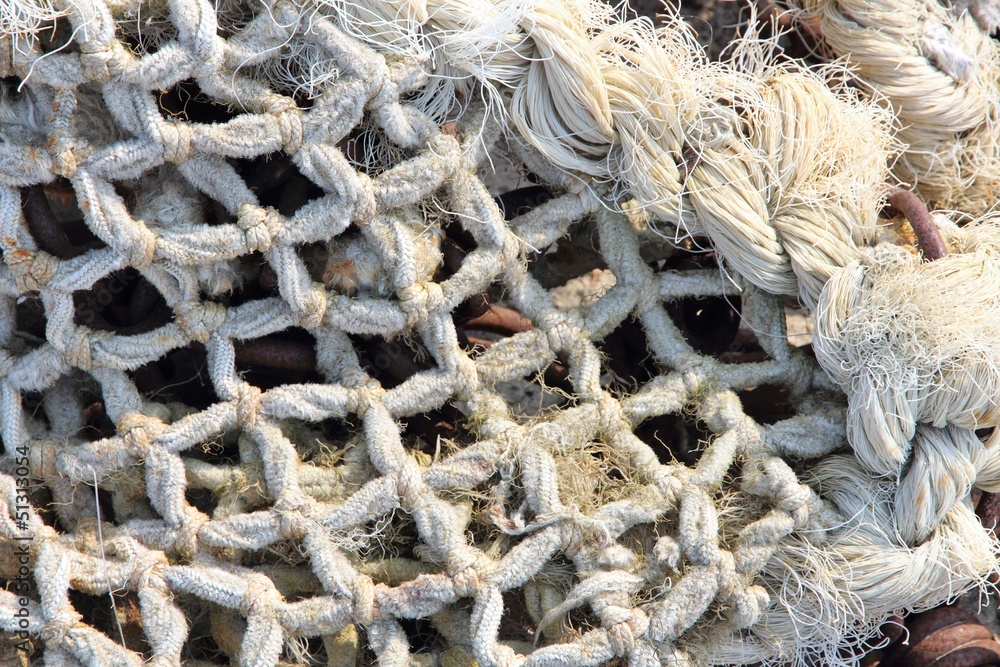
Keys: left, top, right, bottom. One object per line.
{"left": 895, "top": 425, "right": 1000, "bottom": 544}
{"left": 788, "top": 0, "right": 1000, "bottom": 214}
{"left": 814, "top": 220, "right": 1000, "bottom": 474}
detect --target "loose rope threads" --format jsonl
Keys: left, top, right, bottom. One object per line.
{"left": 787, "top": 0, "right": 1000, "bottom": 214}
{"left": 1, "top": 0, "right": 1000, "bottom": 665}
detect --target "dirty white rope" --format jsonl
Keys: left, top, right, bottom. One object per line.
{"left": 786, "top": 0, "right": 1000, "bottom": 215}
{"left": 0, "top": 0, "right": 998, "bottom": 666}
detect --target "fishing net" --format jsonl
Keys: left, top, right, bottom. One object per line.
{"left": 1, "top": 0, "right": 999, "bottom": 666}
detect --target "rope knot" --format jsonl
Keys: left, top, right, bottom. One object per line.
{"left": 126, "top": 226, "right": 157, "bottom": 269}
{"left": 597, "top": 391, "right": 623, "bottom": 424}
{"left": 50, "top": 142, "right": 78, "bottom": 179}
{"left": 40, "top": 607, "right": 81, "bottom": 647}
{"left": 352, "top": 574, "right": 377, "bottom": 625}
{"left": 652, "top": 470, "right": 684, "bottom": 508}
{"left": 397, "top": 281, "right": 444, "bottom": 323}
{"left": 296, "top": 287, "right": 328, "bottom": 329}
{"left": 731, "top": 585, "right": 769, "bottom": 629}
{"left": 175, "top": 300, "right": 226, "bottom": 343}
{"left": 276, "top": 108, "right": 304, "bottom": 155}
{"left": 558, "top": 521, "right": 585, "bottom": 556}
{"left": 240, "top": 574, "right": 283, "bottom": 617}
{"left": 237, "top": 204, "right": 282, "bottom": 253}
{"left": 451, "top": 354, "right": 478, "bottom": 402}
{"left": 776, "top": 482, "right": 813, "bottom": 520}
{"left": 173, "top": 506, "right": 210, "bottom": 559}
{"left": 117, "top": 412, "right": 152, "bottom": 437}
{"left": 606, "top": 618, "right": 635, "bottom": 656}
{"left": 261, "top": 93, "right": 303, "bottom": 155}
{"left": 264, "top": 94, "right": 296, "bottom": 116}
{"left": 629, "top": 607, "right": 650, "bottom": 637}
{"left": 367, "top": 66, "right": 398, "bottom": 112}
{"left": 606, "top": 607, "right": 650, "bottom": 655}
{"left": 78, "top": 44, "right": 126, "bottom": 82}
{"left": 118, "top": 413, "right": 167, "bottom": 457}
{"left": 699, "top": 391, "right": 745, "bottom": 434}
{"left": 351, "top": 382, "right": 385, "bottom": 418}
{"left": 451, "top": 566, "right": 482, "bottom": 598}
{"left": 156, "top": 120, "right": 192, "bottom": 164}
{"left": 130, "top": 550, "right": 169, "bottom": 591}
{"left": 542, "top": 316, "right": 576, "bottom": 355}
{"left": 61, "top": 326, "right": 97, "bottom": 370}
{"left": 8, "top": 249, "right": 58, "bottom": 291}
{"left": 274, "top": 491, "right": 311, "bottom": 539}
{"left": 235, "top": 383, "right": 262, "bottom": 426}
{"left": 352, "top": 172, "right": 377, "bottom": 224}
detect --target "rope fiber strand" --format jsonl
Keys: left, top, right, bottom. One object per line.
{"left": 1, "top": 0, "right": 1000, "bottom": 665}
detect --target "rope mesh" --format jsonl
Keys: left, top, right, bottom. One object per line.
{"left": 0, "top": 0, "right": 996, "bottom": 666}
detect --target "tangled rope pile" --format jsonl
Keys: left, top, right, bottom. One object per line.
{"left": 1, "top": 0, "right": 1000, "bottom": 665}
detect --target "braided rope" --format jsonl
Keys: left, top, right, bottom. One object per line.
{"left": 0, "top": 0, "right": 998, "bottom": 665}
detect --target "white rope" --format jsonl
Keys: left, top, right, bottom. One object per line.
{"left": 0, "top": 0, "right": 998, "bottom": 666}
{"left": 789, "top": 0, "right": 1000, "bottom": 214}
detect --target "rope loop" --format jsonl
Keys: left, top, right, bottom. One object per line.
{"left": 398, "top": 280, "right": 444, "bottom": 323}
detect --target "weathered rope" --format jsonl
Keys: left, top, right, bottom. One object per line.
{"left": 787, "top": 0, "right": 1000, "bottom": 215}
{"left": 0, "top": 0, "right": 998, "bottom": 665}
{"left": 331, "top": 0, "right": 1000, "bottom": 521}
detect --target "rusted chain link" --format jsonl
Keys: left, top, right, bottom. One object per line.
{"left": 881, "top": 607, "right": 1000, "bottom": 667}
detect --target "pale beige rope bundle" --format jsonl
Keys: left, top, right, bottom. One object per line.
{"left": 1, "top": 0, "right": 1000, "bottom": 665}
{"left": 814, "top": 218, "right": 1000, "bottom": 476}
{"left": 894, "top": 426, "right": 1000, "bottom": 543}
{"left": 788, "top": 0, "right": 1000, "bottom": 214}
{"left": 811, "top": 215, "right": 1000, "bottom": 544}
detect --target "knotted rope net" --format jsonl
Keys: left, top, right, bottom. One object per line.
{"left": 2, "top": 0, "right": 1000, "bottom": 666}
